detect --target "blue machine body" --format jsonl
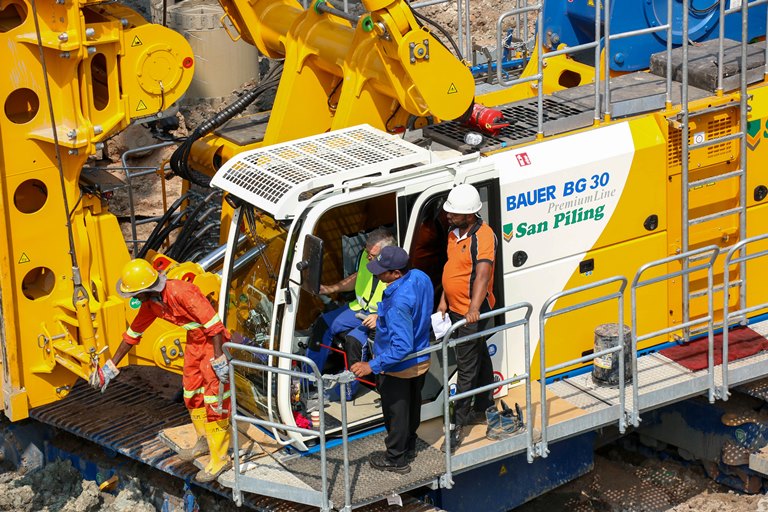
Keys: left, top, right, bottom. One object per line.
{"left": 423, "top": 432, "right": 596, "bottom": 511}
{"left": 543, "top": 0, "right": 767, "bottom": 72}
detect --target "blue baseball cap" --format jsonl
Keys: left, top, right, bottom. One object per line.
{"left": 367, "top": 246, "right": 409, "bottom": 275}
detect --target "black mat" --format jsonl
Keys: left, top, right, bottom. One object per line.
{"left": 283, "top": 432, "right": 445, "bottom": 506}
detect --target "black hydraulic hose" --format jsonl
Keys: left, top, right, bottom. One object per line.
{"left": 141, "top": 192, "right": 190, "bottom": 248}
{"left": 138, "top": 193, "right": 191, "bottom": 257}
{"left": 166, "top": 193, "right": 219, "bottom": 260}
{"left": 409, "top": 7, "right": 462, "bottom": 58}
{"left": 138, "top": 212, "right": 185, "bottom": 258}
{"left": 170, "top": 63, "right": 284, "bottom": 187}
{"left": 169, "top": 204, "right": 218, "bottom": 257}
{"left": 177, "top": 221, "right": 218, "bottom": 261}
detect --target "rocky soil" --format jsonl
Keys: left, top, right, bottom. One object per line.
{"left": 519, "top": 444, "right": 767, "bottom": 512}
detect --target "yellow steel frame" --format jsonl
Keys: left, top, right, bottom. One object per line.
{"left": 194, "top": 0, "right": 475, "bottom": 172}
{"left": 0, "top": 0, "right": 193, "bottom": 419}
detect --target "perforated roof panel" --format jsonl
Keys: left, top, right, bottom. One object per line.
{"left": 211, "top": 125, "right": 430, "bottom": 219}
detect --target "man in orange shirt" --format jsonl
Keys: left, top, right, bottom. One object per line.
{"left": 437, "top": 184, "right": 497, "bottom": 452}
{"left": 91, "top": 258, "right": 232, "bottom": 482}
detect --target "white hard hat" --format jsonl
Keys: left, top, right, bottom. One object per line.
{"left": 443, "top": 184, "right": 482, "bottom": 214}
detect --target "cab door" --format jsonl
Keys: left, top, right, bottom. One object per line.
{"left": 398, "top": 177, "right": 506, "bottom": 421}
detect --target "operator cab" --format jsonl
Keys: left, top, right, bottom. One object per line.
{"left": 213, "top": 126, "right": 505, "bottom": 449}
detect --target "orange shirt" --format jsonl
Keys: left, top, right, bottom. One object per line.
{"left": 442, "top": 220, "right": 497, "bottom": 315}
{"left": 123, "top": 279, "right": 229, "bottom": 346}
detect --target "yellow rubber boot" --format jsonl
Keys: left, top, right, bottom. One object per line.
{"left": 177, "top": 408, "right": 209, "bottom": 462}
{"left": 195, "top": 419, "right": 232, "bottom": 483}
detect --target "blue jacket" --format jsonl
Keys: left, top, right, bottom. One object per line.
{"left": 369, "top": 269, "right": 434, "bottom": 374}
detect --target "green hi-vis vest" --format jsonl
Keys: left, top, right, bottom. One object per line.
{"left": 348, "top": 251, "right": 386, "bottom": 313}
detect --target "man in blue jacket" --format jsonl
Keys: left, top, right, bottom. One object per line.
{"left": 351, "top": 246, "right": 434, "bottom": 474}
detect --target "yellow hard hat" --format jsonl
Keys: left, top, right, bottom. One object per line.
{"left": 116, "top": 258, "right": 166, "bottom": 298}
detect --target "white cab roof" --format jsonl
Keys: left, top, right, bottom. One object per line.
{"left": 211, "top": 125, "right": 430, "bottom": 219}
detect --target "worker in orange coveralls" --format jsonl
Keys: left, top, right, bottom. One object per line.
{"left": 90, "top": 258, "right": 232, "bottom": 483}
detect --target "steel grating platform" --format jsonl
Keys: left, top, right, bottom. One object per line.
{"left": 423, "top": 96, "right": 591, "bottom": 154}
{"left": 29, "top": 381, "right": 329, "bottom": 510}
{"left": 31, "top": 381, "right": 442, "bottom": 511}
{"left": 222, "top": 431, "right": 444, "bottom": 510}
{"left": 28, "top": 381, "right": 274, "bottom": 506}
{"left": 446, "top": 320, "right": 768, "bottom": 473}
{"left": 31, "top": 322, "right": 768, "bottom": 510}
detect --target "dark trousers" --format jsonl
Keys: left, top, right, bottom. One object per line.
{"left": 450, "top": 307, "right": 494, "bottom": 427}
{"left": 377, "top": 372, "right": 427, "bottom": 465}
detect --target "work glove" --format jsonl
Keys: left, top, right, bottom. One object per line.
{"left": 210, "top": 354, "right": 230, "bottom": 384}
{"left": 90, "top": 359, "right": 119, "bottom": 393}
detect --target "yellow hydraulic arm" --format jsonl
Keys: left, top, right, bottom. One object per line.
{"left": 0, "top": 0, "right": 193, "bottom": 420}
{"left": 192, "top": 0, "right": 475, "bottom": 169}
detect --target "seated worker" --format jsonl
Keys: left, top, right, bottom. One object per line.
{"left": 306, "top": 228, "right": 397, "bottom": 397}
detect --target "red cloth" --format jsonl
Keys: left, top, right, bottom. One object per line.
{"left": 183, "top": 339, "right": 231, "bottom": 422}
{"left": 660, "top": 326, "right": 768, "bottom": 371}
{"left": 122, "top": 279, "right": 232, "bottom": 421}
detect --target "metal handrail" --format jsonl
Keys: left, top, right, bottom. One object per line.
{"left": 536, "top": 276, "right": 628, "bottom": 459}
{"left": 721, "top": 233, "right": 768, "bottom": 399}
{"left": 491, "top": 0, "right": 763, "bottom": 130}
{"left": 631, "top": 246, "right": 719, "bottom": 412}
{"left": 119, "top": 140, "right": 178, "bottom": 257}
{"left": 680, "top": 0, "right": 752, "bottom": 341}
{"left": 495, "top": 4, "right": 542, "bottom": 88}
{"left": 223, "top": 342, "right": 353, "bottom": 512}
{"left": 440, "top": 303, "right": 533, "bottom": 489}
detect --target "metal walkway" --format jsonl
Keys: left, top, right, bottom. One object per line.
{"left": 211, "top": 318, "right": 768, "bottom": 509}
{"left": 30, "top": 380, "right": 442, "bottom": 512}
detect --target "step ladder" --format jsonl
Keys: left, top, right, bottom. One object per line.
{"left": 679, "top": 2, "right": 751, "bottom": 341}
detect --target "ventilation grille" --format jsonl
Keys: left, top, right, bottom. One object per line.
{"left": 707, "top": 116, "right": 732, "bottom": 159}
{"left": 667, "top": 127, "right": 682, "bottom": 168}
{"left": 212, "top": 125, "right": 429, "bottom": 219}
{"left": 667, "top": 110, "right": 736, "bottom": 170}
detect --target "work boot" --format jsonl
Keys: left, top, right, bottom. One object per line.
{"left": 486, "top": 401, "right": 524, "bottom": 441}
{"left": 195, "top": 419, "right": 232, "bottom": 483}
{"left": 177, "top": 408, "right": 209, "bottom": 462}
{"left": 485, "top": 404, "right": 501, "bottom": 433}
{"left": 369, "top": 451, "right": 411, "bottom": 474}
{"left": 440, "top": 426, "right": 465, "bottom": 453}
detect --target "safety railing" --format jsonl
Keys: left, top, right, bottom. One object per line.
{"left": 631, "top": 246, "right": 719, "bottom": 410}
{"left": 536, "top": 276, "right": 628, "bottom": 458}
{"left": 679, "top": 1, "right": 752, "bottom": 334}
{"left": 490, "top": 0, "right": 767, "bottom": 133}
{"left": 436, "top": 302, "right": 533, "bottom": 489}
{"left": 721, "top": 233, "right": 768, "bottom": 399}
{"left": 223, "top": 342, "right": 354, "bottom": 512}
{"left": 83, "top": 140, "right": 179, "bottom": 257}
